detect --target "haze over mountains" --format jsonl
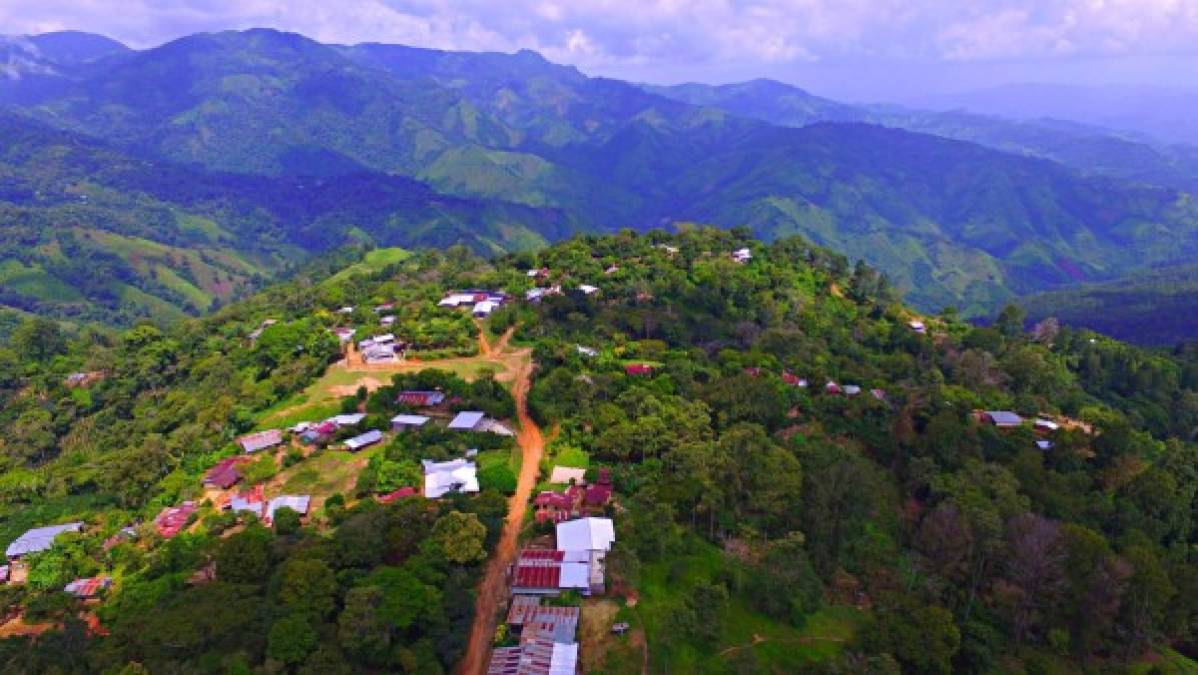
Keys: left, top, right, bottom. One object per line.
{"left": 2, "top": 28, "right": 1198, "bottom": 339}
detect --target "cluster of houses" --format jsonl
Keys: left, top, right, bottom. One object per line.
{"left": 977, "top": 410, "right": 1093, "bottom": 451}
{"left": 532, "top": 468, "right": 612, "bottom": 525}
{"left": 2, "top": 522, "right": 110, "bottom": 598}
{"left": 439, "top": 289, "right": 509, "bottom": 318}
{"left": 490, "top": 516, "right": 616, "bottom": 674}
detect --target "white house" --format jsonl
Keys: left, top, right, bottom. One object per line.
{"left": 423, "top": 458, "right": 479, "bottom": 499}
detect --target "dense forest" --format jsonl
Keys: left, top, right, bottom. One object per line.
{"left": 0, "top": 228, "right": 1192, "bottom": 673}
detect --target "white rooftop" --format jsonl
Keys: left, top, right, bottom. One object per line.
{"left": 550, "top": 643, "right": 579, "bottom": 675}
{"left": 6, "top": 522, "right": 83, "bottom": 558}
{"left": 422, "top": 458, "right": 479, "bottom": 499}
{"left": 448, "top": 411, "right": 486, "bottom": 430}
{"left": 391, "top": 414, "right": 431, "bottom": 426}
{"left": 328, "top": 413, "right": 366, "bottom": 427}
{"left": 549, "top": 466, "right": 587, "bottom": 485}
{"left": 556, "top": 517, "right": 615, "bottom": 553}
{"left": 267, "top": 495, "right": 311, "bottom": 520}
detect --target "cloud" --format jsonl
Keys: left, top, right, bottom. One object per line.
{"left": 2, "top": 0, "right": 1198, "bottom": 84}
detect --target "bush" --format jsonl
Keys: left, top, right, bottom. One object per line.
{"left": 477, "top": 464, "right": 517, "bottom": 494}
{"left": 274, "top": 507, "right": 302, "bottom": 535}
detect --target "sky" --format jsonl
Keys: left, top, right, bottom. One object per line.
{"left": 3, "top": 0, "right": 1198, "bottom": 102}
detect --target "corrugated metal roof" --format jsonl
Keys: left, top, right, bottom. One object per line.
{"left": 556, "top": 517, "right": 615, "bottom": 553}
{"left": 391, "top": 414, "right": 430, "bottom": 426}
{"left": 345, "top": 429, "right": 383, "bottom": 451}
{"left": 238, "top": 429, "right": 283, "bottom": 453}
{"left": 448, "top": 411, "right": 486, "bottom": 430}
{"left": 5, "top": 522, "right": 83, "bottom": 558}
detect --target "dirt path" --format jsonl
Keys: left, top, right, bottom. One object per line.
{"left": 457, "top": 344, "right": 542, "bottom": 675}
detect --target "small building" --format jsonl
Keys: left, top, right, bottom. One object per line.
{"left": 527, "top": 267, "right": 550, "bottom": 279}
{"left": 871, "top": 388, "right": 887, "bottom": 402}
{"left": 578, "top": 284, "right": 599, "bottom": 295}
{"left": 237, "top": 429, "right": 284, "bottom": 454}
{"left": 744, "top": 367, "right": 763, "bottom": 378}
{"left": 328, "top": 413, "right": 367, "bottom": 427}
{"left": 908, "top": 320, "right": 927, "bottom": 334}
{"left": 1036, "top": 440, "right": 1054, "bottom": 451}
{"left": 332, "top": 327, "right": 357, "bottom": 344}
{"left": 557, "top": 517, "right": 615, "bottom": 595}
{"left": 396, "top": 390, "right": 446, "bottom": 407}
{"left": 374, "top": 303, "right": 395, "bottom": 313}
{"left": 534, "top": 488, "right": 582, "bottom": 524}
{"left": 825, "top": 381, "right": 842, "bottom": 395}
{"left": 1034, "top": 418, "right": 1061, "bottom": 434}
{"left": 448, "top": 411, "right": 487, "bottom": 432}
{"left": 507, "top": 594, "right": 544, "bottom": 627}
{"left": 781, "top": 371, "right": 807, "bottom": 387}
{"left": 983, "top": 411, "right": 1024, "bottom": 428}
{"left": 732, "top": 247, "right": 752, "bottom": 263}
{"left": 155, "top": 502, "right": 197, "bottom": 538}
{"left": 203, "top": 457, "right": 244, "bottom": 490}
{"left": 379, "top": 315, "right": 396, "bottom": 327}
{"left": 584, "top": 469, "right": 613, "bottom": 508}
{"left": 473, "top": 300, "right": 497, "bottom": 317}
{"left": 301, "top": 421, "right": 338, "bottom": 445}
{"left": 391, "top": 414, "right": 431, "bottom": 432}
{"left": 64, "top": 576, "right": 111, "bottom": 599}
{"left": 843, "top": 385, "right": 862, "bottom": 396}
{"left": 549, "top": 467, "right": 587, "bottom": 485}
{"left": 266, "top": 495, "right": 311, "bottom": 523}
{"left": 624, "top": 363, "right": 654, "bottom": 377}
{"left": 344, "top": 429, "right": 384, "bottom": 452}
{"left": 6, "top": 522, "right": 83, "bottom": 560}
{"left": 576, "top": 345, "right": 598, "bottom": 358}
{"left": 423, "top": 458, "right": 479, "bottom": 499}
{"left": 511, "top": 549, "right": 590, "bottom": 595}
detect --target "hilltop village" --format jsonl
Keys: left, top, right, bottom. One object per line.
{"left": 0, "top": 229, "right": 1193, "bottom": 674}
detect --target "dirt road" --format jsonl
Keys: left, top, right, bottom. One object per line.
{"left": 457, "top": 348, "right": 543, "bottom": 674}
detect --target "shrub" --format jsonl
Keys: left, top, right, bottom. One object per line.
{"left": 478, "top": 464, "right": 517, "bottom": 495}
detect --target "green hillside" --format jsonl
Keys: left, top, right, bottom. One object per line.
{"left": 0, "top": 229, "right": 1192, "bottom": 672}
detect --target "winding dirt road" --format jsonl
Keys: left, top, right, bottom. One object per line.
{"left": 457, "top": 337, "right": 543, "bottom": 675}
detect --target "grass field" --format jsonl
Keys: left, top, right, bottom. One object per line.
{"left": 326, "top": 247, "right": 411, "bottom": 283}
{"left": 274, "top": 446, "right": 381, "bottom": 511}
{"left": 622, "top": 537, "right": 860, "bottom": 674}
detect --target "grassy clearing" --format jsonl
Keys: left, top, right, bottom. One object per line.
{"left": 549, "top": 445, "right": 589, "bottom": 470}
{"left": 326, "top": 248, "right": 411, "bottom": 283}
{"left": 631, "top": 537, "right": 859, "bottom": 673}
{"left": 275, "top": 446, "right": 381, "bottom": 509}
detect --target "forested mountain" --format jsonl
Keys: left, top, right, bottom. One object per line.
{"left": 2, "top": 29, "right": 1198, "bottom": 321}
{"left": 0, "top": 229, "right": 1192, "bottom": 672}
{"left": 0, "top": 112, "right": 575, "bottom": 324}
{"left": 1021, "top": 263, "right": 1198, "bottom": 346}
{"left": 650, "top": 77, "right": 1198, "bottom": 195}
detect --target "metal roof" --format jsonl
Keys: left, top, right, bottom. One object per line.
{"left": 344, "top": 429, "right": 383, "bottom": 451}
{"left": 448, "top": 411, "right": 486, "bottom": 430}
{"left": 238, "top": 429, "right": 283, "bottom": 453}
{"left": 556, "top": 517, "right": 615, "bottom": 553}
{"left": 391, "top": 414, "right": 431, "bottom": 426}
{"left": 986, "top": 411, "right": 1024, "bottom": 426}
{"left": 6, "top": 522, "right": 83, "bottom": 558}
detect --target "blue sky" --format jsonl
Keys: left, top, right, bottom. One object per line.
{"left": 4, "top": 0, "right": 1198, "bottom": 102}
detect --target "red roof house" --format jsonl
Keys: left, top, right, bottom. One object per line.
{"left": 155, "top": 501, "right": 197, "bottom": 538}
{"left": 534, "top": 488, "right": 582, "bottom": 524}
{"left": 379, "top": 487, "right": 418, "bottom": 504}
{"left": 584, "top": 469, "right": 613, "bottom": 508}
{"left": 781, "top": 371, "right": 802, "bottom": 386}
{"left": 203, "top": 457, "right": 245, "bottom": 490}
{"left": 624, "top": 363, "right": 654, "bottom": 377}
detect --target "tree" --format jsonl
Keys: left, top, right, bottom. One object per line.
{"left": 431, "top": 511, "right": 487, "bottom": 564}
{"left": 339, "top": 586, "right": 390, "bottom": 664}
{"left": 267, "top": 613, "right": 317, "bottom": 665}
{"left": 215, "top": 526, "right": 272, "bottom": 584}
{"left": 11, "top": 317, "right": 66, "bottom": 362}
{"left": 277, "top": 558, "right": 336, "bottom": 618}
{"left": 273, "top": 506, "right": 301, "bottom": 535}
{"left": 864, "top": 597, "right": 961, "bottom": 675}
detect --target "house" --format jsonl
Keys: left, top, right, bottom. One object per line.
{"left": 473, "top": 300, "right": 497, "bottom": 317}
{"left": 624, "top": 363, "right": 654, "bottom": 377}
{"left": 359, "top": 334, "right": 400, "bottom": 364}
{"left": 843, "top": 385, "right": 862, "bottom": 396}
{"left": 328, "top": 413, "right": 366, "bottom": 427}
{"left": 379, "top": 315, "right": 396, "bottom": 327}
{"left": 344, "top": 429, "right": 384, "bottom": 452}
{"left": 578, "top": 284, "right": 599, "bottom": 295}
{"left": 338, "top": 306, "right": 355, "bottom": 314}
{"left": 423, "top": 458, "right": 479, "bottom": 499}
{"left": 479, "top": 418, "right": 516, "bottom": 436}
{"left": 871, "top": 388, "right": 887, "bottom": 402}
{"left": 520, "top": 605, "right": 581, "bottom": 645}
{"left": 556, "top": 517, "right": 615, "bottom": 595}
{"left": 203, "top": 457, "right": 244, "bottom": 489}
{"left": 584, "top": 469, "right": 613, "bottom": 508}
{"left": 1036, "top": 440, "right": 1054, "bottom": 451}
{"left": 378, "top": 487, "right": 418, "bottom": 504}
{"left": 332, "top": 327, "right": 356, "bottom": 344}
{"left": 374, "top": 303, "right": 395, "bottom": 313}
{"left": 488, "top": 638, "right": 578, "bottom": 675}
{"left": 1034, "top": 418, "right": 1061, "bottom": 433}
{"left": 439, "top": 293, "right": 478, "bottom": 307}
{"left": 64, "top": 576, "right": 111, "bottom": 599}
{"left": 266, "top": 495, "right": 311, "bottom": 523}
{"left": 506, "top": 594, "right": 544, "bottom": 627}
{"left": 549, "top": 467, "right": 586, "bottom": 485}
{"left": 604, "top": 265, "right": 619, "bottom": 275}
{"left": 908, "top": 320, "right": 927, "bottom": 334}
{"left": 238, "top": 429, "right": 284, "bottom": 454}
{"left": 155, "top": 502, "right": 197, "bottom": 538}
{"left": 983, "top": 411, "right": 1024, "bottom": 428}
{"left": 396, "top": 390, "right": 446, "bottom": 407}
{"left": 448, "top": 411, "right": 487, "bottom": 432}
{"left": 576, "top": 345, "right": 598, "bottom": 358}
{"left": 6, "top": 522, "right": 83, "bottom": 560}
{"left": 781, "top": 371, "right": 807, "bottom": 387}
{"left": 527, "top": 267, "right": 550, "bottom": 279}
{"left": 825, "top": 381, "right": 842, "bottom": 395}
{"left": 300, "top": 421, "right": 338, "bottom": 444}
{"left": 391, "top": 414, "right": 430, "bottom": 432}
{"left": 732, "top": 247, "right": 752, "bottom": 263}
{"left": 744, "top": 367, "right": 762, "bottom": 378}
{"left": 511, "top": 549, "right": 591, "bottom": 595}
{"left": 534, "top": 488, "right": 583, "bottom": 524}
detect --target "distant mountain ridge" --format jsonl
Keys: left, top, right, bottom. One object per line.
{"left": 2, "top": 29, "right": 1198, "bottom": 322}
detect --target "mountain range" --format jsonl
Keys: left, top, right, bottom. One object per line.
{"left": 3, "top": 29, "right": 1198, "bottom": 334}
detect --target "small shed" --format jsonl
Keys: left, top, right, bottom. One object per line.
{"left": 238, "top": 429, "right": 284, "bottom": 454}
{"left": 391, "top": 414, "right": 431, "bottom": 432}
{"left": 984, "top": 411, "right": 1024, "bottom": 428}
{"left": 344, "top": 430, "right": 384, "bottom": 452}
{"left": 448, "top": 411, "right": 487, "bottom": 432}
